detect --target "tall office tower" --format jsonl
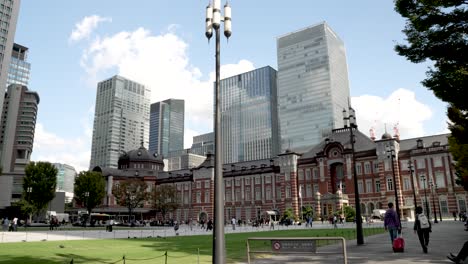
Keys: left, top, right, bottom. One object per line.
{"left": 277, "top": 22, "right": 350, "bottom": 151}
{"left": 53, "top": 163, "right": 77, "bottom": 202}
{"left": 90, "top": 75, "right": 150, "bottom": 169}
{"left": 149, "top": 99, "right": 184, "bottom": 158}
{"left": 219, "top": 66, "right": 279, "bottom": 164}
{"left": 7, "top": 43, "right": 30, "bottom": 87}
{"left": 0, "top": 0, "right": 21, "bottom": 111}
{"left": 190, "top": 132, "right": 214, "bottom": 156}
{"left": 0, "top": 84, "right": 39, "bottom": 208}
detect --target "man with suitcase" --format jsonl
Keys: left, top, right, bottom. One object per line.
{"left": 384, "top": 202, "right": 402, "bottom": 251}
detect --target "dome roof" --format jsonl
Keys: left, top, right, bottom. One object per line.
{"left": 118, "top": 145, "right": 162, "bottom": 163}
{"left": 381, "top": 132, "right": 392, "bottom": 140}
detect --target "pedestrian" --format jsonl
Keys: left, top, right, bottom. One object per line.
{"left": 414, "top": 206, "right": 431, "bottom": 253}
{"left": 231, "top": 217, "right": 236, "bottom": 230}
{"left": 12, "top": 217, "right": 18, "bottom": 231}
{"left": 321, "top": 216, "right": 324, "bottom": 224}
{"left": 2, "top": 217, "right": 9, "bottom": 231}
{"left": 453, "top": 211, "right": 458, "bottom": 221}
{"left": 447, "top": 240, "right": 468, "bottom": 264}
{"left": 333, "top": 215, "right": 337, "bottom": 229}
{"left": 384, "top": 202, "right": 400, "bottom": 245}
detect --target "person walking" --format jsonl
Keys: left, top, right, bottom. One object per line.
{"left": 414, "top": 206, "right": 431, "bottom": 253}
{"left": 231, "top": 217, "right": 236, "bottom": 230}
{"left": 2, "top": 217, "right": 9, "bottom": 231}
{"left": 384, "top": 202, "right": 400, "bottom": 245}
{"left": 12, "top": 217, "right": 18, "bottom": 231}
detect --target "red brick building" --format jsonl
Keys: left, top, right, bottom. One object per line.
{"left": 94, "top": 130, "right": 466, "bottom": 223}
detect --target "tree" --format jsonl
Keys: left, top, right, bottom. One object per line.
{"left": 21, "top": 162, "right": 58, "bottom": 218}
{"left": 337, "top": 206, "right": 356, "bottom": 222}
{"left": 151, "top": 184, "right": 179, "bottom": 220}
{"left": 301, "top": 205, "right": 314, "bottom": 220}
{"left": 113, "top": 178, "right": 149, "bottom": 223}
{"left": 394, "top": 0, "right": 468, "bottom": 187}
{"left": 74, "top": 171, "right": 106, "bottom": 219}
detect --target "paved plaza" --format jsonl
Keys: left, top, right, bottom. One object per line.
{"left": 0, "top": 220, "right": 465, "bottom": 263}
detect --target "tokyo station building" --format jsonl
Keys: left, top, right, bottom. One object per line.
{"left": 93, "top": 129, "right": 466, "bottom": 222}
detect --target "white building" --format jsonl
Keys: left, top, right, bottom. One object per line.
{"left": 90, "top": 75, "right": 150, "bottom": 169}
{"left": 277, "top": 22, "right": 350, "bottom": 152}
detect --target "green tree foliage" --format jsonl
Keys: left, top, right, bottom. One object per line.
{"left": 281, "top": 208, "right": 298, "bottom": 222}
{"left": 301, "top": 205, "right": 314, "bottom": 219}
{"left": 113, "top": 178, "right": 149, "bottom": 221}
{"left": 337, "top": 206, "right": 356, "bottom": 222}
{"left": 22, "top": 162, "right": 58, "bottom": 216}
{"left": 394, "top": 0, "right": 468, "bottom": 187}
{"left": 74, "top": 171, "right": 106, "bottom": 215}
{"left": 151, "top": 184, "right": 179, "bottom": 219}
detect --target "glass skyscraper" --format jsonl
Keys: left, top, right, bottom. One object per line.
{"left": 219, "top": 66, "right": 279, "bottom": 164}
{"left": 90, "top": 75, "right": 150, "bottom": 169}
{"left": 7, "top": 43, "right": 30, "bottom": 87}
{"left": 149, "top": 99, "right": 184, "bottom": 158}
{"left": 277, "top": 22, "right": 350, "bottom": 151}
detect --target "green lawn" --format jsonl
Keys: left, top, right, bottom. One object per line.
{"left": 0, "top": 227, "right": 384, "bottom": 264}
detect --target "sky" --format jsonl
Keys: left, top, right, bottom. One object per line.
{"left": 14, "top": 0, "right": 449, "bottom": 172}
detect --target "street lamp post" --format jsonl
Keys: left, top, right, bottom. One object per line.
{"left": 386, "top": 145, "right": 401, "bottom": 229}
{"left": 429, "top": 180, "right": 438, "bottom": 223}
{"left": 342, "top": 106, "right": 364, "bottom": 245}
{"left": 420, "top": 175, "right": 431, "bottom": 221}
{"left": 407, "top": 160, "right": 418, "bottom": 209}
{"left": 27, "top": 187, "right": 33, "bottom": 225}
{"left": 205, "top": 1, "right": 232, "bottom": 263}
{"left": 85, "top": 191, "right": 90, "bottom": 226}
{"left": 435, "top": 183, "right": 442, "bottom": 221}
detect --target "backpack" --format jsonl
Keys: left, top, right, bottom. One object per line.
{"left": 418, "top": 213, "right": 430, "bottom": 229}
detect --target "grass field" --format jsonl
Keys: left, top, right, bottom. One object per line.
{"left": 0, "top": 227, "right": 384, "bottom": 264}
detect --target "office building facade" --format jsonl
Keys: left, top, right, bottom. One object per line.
{"left": 90, "top": 75, "right": 150, "bottom": 169}
{"left": 0, "top": 0, "right": 21, "bottom": 110}
{"left": 277, "top": 22, "right": 350, "bottom": 151}
{"left": 0, "top": 84, "right": 39, "bottom": 208}
{"left": 7, "top": 43, "right": 30, "bottom": 87}
{"left": 190, "top": 132, "right": 214, "bottom": 156}
{"left": 219, "top": 66, "right": 279, "bottom": 164}
{"left": 53, "top": 163, "right": 77, "bottom": 202}
{"left": 149, "top": 99, "right": 184, "bottom": 158}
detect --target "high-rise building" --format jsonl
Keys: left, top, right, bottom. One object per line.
{"left": 7, "top": 43, "right": 30, "bottom": 87}
{"left": 52, "top": 163, "right": 77, "bottom": 202}
{"left": 190, "top": 132, "right": 214, "bottom": 156}
{"left": 0, "top": 84, "right": 39, "bottom": 208}
{"left": 277, "top": 22, "right": 350, "bottom": 151}
{"left": 90, "top": 75, "right": 150, "bottom": 169}
{"left": 149, "top": 99, "right": 184, "bottom": 158}
{"left": 219, "top": 66, "right": 279, "bottom": 164}
{"left": 0, "top": 0, "right": 21, "bottom": 113}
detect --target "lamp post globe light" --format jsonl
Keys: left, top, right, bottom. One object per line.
{"left": 342, "top": 106, "right": 364, "bottom": 245}
{"left": 429, "top": 180, "right": 438, "bottom": 223}
{"left": 420, "top": 175, "right": 431, "bottom": 221}
{"left": 407, "top": 160, "right": 418, "bottom": 210}
{"left": 386, "top": 145, "right": 401, "bottom": 230}
{"left": 205, "top": 1, "right": 232, "bottom": 263}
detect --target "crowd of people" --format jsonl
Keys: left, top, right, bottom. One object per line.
{"left": 1, "top": 217, "right": 18, "bottom": 232}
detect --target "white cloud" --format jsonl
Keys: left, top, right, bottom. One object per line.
{"left": 32, "top": 123, "right": 91, "bottom": 173}
{"left": 352, "top": 88, "right": 432, "bottom": 139}
{"left": 80, "top": 26, "right": 255, "bottom": 146}
{"left": 69, "top": 15, "right": 111, "bottom": 43}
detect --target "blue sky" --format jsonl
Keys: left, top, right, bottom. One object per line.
{"left": 14, "top": 0, "right": 448, "bottom": 172}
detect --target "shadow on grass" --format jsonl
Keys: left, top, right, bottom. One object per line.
{"left": 0, "top": 253, "right": 116, "bottom": 264}
{"left": 131, "top": 228, "right": 385, "bottom": 263}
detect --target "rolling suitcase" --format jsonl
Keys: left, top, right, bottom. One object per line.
{"left": 393, "top": 236, "right": 405, "bottom": 253}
